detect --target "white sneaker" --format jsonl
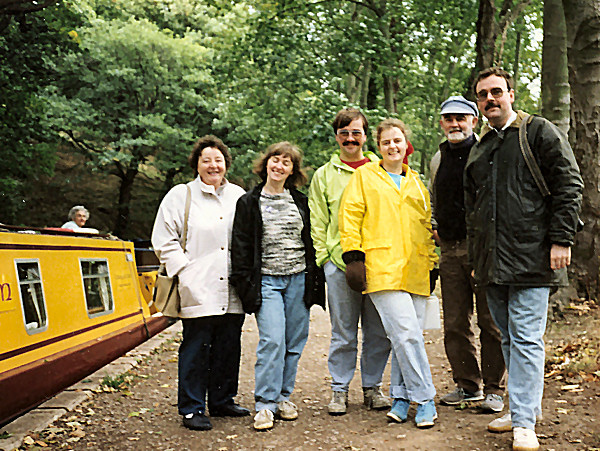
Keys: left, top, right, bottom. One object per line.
{"left": 277, "top": 400, "right": 298, "bottom": 420}
{"left": 253, "top": 409, "right": 274, "bottom": 430}
{"left": 513, "top": 427, "right": 539, "bottom": 451}
{"left": 488, "top": 413, "right": 544, "bottom": 433}
{"left": 328, "top": 391, "right": 348, "bottom": 415}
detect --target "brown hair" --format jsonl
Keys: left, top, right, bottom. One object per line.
{"left": 188, "top": 135, "right": 232, "bottom": 177}
{"left": 472, "top": 67, "right": 514, "bottom": 96}
{"left": 331, "top": 108, "right": 368, "bottom": 134}
{"left": 376, "top": 118, "right": 409, "bottom": 145}
{"left": 253, "top": 141, "right": 308, "bottom": 188}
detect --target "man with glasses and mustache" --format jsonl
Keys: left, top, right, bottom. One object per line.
{"left": 464, "top": 67, "right": 583, "bottom": 451}
{"left": 429, "top": 96, "right": 506, "bottom": 414}
{"left": 309, "top": 108, "right": 392, "bottom": 416}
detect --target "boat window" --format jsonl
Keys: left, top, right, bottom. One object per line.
{"left": 80, "top": 259, "right": 114, "bottom": 316}
{"left": 15, "top": 260, "right": 48, "bottom": 333}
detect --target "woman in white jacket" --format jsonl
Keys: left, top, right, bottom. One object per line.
{"left": 151, "top": 135, "right": 249, "bottom": 431}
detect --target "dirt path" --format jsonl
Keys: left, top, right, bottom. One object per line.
{"left": 21, "top": 305, "right": 600, "bottom": 450}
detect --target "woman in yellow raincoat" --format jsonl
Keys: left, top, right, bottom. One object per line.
{"left": 339, "top": 118, "right": 439, "bottom": 429}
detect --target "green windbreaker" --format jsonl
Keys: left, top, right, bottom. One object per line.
{"left": 308, "top": 150, "right": 379, "bottom": 270}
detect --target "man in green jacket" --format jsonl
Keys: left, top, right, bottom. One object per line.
{"left": 465, "top": 67, "right": 583, "bottom": 451}
{"left": 308, "top": 108, "right": 391, "bottom": 415}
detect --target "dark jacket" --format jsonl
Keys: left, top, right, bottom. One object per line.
{"left": 430, "top": 136, "right": 475, "bottom": 241}
{"left": 231, "top": 183, "right": 326, "bottom": 313}
{"left": 464, "top": 111, "right": 583, "bottom": 287}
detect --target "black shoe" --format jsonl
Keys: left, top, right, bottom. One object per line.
{"left": 182, "top": 413, "right": 212, "bottom": 430}
{"left": 210, "top": 403, "right": 251, "bottom": 417}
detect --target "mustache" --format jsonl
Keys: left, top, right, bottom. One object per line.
{"left": 342, "top": 140, "right": 359, "bottom": 146}
{"left": 485, "top": 102, "right": 500, "bottom": 111}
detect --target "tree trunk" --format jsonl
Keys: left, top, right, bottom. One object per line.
{"left": 541, "top": 0, "right": 570, "bottom": 134}
{"left": 512, "top": 18, "right": 522, "bottom": 96}
{"left": 359, "top": 59, "right": 372, "bottom": 109}
{"left": 563, "top": 0, "right": 600, "bottom": 300}
{"left": 113, "top": 163, "right": 139, "bottom": 238}
{"left": 466, "top": 0, "right": 496, "bottom": 99}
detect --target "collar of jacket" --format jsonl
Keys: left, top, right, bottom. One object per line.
{"left": 247, "top": 181, "right": 267, "bottom": 200}
{"left": 330, "top": 149, "right": 379, "bottom": 171}
{"left": 479, "top": 110, "right": 529, "bottom": 139}
{"left": 193, "top": 175, "right": 231, "bottom": 195}
{"left": 367, "top": 161, "right": 428, "bottom": 210}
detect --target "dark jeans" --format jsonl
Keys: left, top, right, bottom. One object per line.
{"left": 178, "top": 313, "right": 245, "bottom": 416}
{"left": 439, "top": 239, "right": 506, "bottom": 395}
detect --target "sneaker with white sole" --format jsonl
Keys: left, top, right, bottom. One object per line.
{"left": 387, "top": 398, "right": 411, "bottom": 423}
{"left": 363, "top": 387, "right": 391, "bottom": 410}
{"left": 480, "top": 393, "right": 504, "bottom": 413}
{"left": 277, "top": 400, "right": 298, "bottom": 420}
{"left": 253, "top": 409, "right": 274, "bottom": 430}
{"left": 488, "top": 413, "right": 544, "bottom": 433}
{"left": 439, "top": 387, "right": 484, "bottom": 405}
{"left": 328, "top": 391, "right": 348, "bottom": 416}
{"left": 513, "top": 427, "right": 539, "bottom": 451}
{"left": 415, "top": 400, "right": 438, "bottom": 428}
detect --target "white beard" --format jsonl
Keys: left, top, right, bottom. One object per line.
{"left": 447, "top": 131, "right": 468, "bottom": 142}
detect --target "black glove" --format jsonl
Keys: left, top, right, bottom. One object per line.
{"left": 429, "top": 267, "right": 439, "bottom": 294}
{"left": 342, "top": 251, "right": 366, "bottom": 292}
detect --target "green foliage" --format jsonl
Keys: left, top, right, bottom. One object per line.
{"left": 42, "top": 15, "right": 217, "bottom": 234}
{"left": 0, "top": 1, "right": 82, "bottom": 223}
{"left": 3, "top": 0, "right": 548, "bottom": 233}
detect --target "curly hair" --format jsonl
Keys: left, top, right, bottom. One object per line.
{"left": 188, "top": 135, "right": 232, "bottom": 177}
{"left": 253, "top": 141, "right": 308, "bottom": 189}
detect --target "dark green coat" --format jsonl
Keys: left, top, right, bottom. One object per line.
{"left": 464, "top": 111, "right": 583, "bottom": 287}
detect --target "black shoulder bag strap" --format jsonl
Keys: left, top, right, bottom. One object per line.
{"left": 519, "top": 115, "right": 551, "bottom": 197}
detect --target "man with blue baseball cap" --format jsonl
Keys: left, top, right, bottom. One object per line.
{"left": 430, "top": 95, "right": 506, "bottom": 413}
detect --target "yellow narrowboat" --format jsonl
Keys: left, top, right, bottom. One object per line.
{"left": 0, "top": 225, "right": 169, "bottom": 426}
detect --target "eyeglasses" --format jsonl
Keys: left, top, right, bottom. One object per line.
{"left": 337, "top": 129, "right": 364, "bottom": 138}
{"left": 476, "top": 88, "right": 509, "bottom": 101}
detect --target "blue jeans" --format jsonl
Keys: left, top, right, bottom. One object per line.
{"left": 370, "top": 291, "right": 436, "bottom": 404}
{"left": 324, "top": 261, "right": 391, "bottom": 392}
{"left": 486, "top": 285, "right": 549, "bottom": 430}
{"left": 255, "top": 272, "right": 309, "bottom": 413}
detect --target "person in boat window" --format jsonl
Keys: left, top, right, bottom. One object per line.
{"left": 338, "top": 118, "right": 439, "bottom": 429}
{"left": 151, "top": 135, "right": 250, "bottom": 431}
{"left": 231, "top": 142, "right": 325, "bottom": 431}
{"left": 61, "top": 205, "right": 99, "bottom": 233}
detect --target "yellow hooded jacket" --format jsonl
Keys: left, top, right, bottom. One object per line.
{"left": 339, "top": 161, "right": 438, "bottom": 296}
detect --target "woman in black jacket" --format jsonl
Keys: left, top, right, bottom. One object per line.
{"left": 231, "top": 142, "right": 325, "bottom": 431}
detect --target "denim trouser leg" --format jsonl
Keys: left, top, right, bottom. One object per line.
{"left": 324, "top": 261, "right": 391, "bottom": 391}
{"left": 486, "top": 285, "right": 549, "bottom": 430}
{"left": 370, "top": 291, "right": 436, "bottom": 403}
{"left": 255, "top": 273, "right": 309, "bottom": 413}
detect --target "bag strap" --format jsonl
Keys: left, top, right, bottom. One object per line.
{"left": 180, "top": 185, "right": 192, "bottom": 252}
{"left": 519, "top": 114, "right": 551, "bottom": 197}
